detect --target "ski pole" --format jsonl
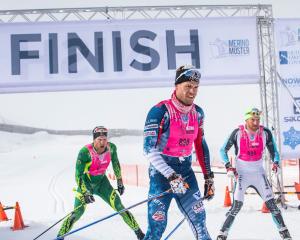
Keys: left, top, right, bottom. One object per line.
{"left": 239, "top": 191, "right": 300, "bottom": 195}
{"left": 272, "top": 172, "right": 288, "bottom": 209}
{"left": 164, "top": 218, "right": 185, "bottom": 240}
{"left": 33, "top": 204, "right": 84, "bottom": 240}
{"left": 54, "top": 189, "right": 172, "bottom": 240}
{"left": 163, "top": 194, "right": 208, "bottom": 240}
{"left": 274, "top": 191, "right": 300, "bottom": 195}
{"left": 3, "top": 206, "right": 14, "bottom": 210}
{"left": 194, "top": 170, "right": 226, "bottom": 175}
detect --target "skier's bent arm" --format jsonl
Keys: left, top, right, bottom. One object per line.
{"left": 194, "top": 129, "right": 211, "bottom": 175}
{"left": 75, "top": 148, "right": 90, "bottom": 193}
{"left": 110, "top": 142, "right": 122, "bottom": 180}
{"left": 143, "top": 104, "right": 175, "bottom": 179}
{"left": 194, "top": 108, "right": 211, "bottom": 176}
{"left": 193, "top": 107, "right": 215, "bottom": 200}
{"left": 264, "top": 127, "right": 280, "bottom": 164}
{"left": 220, "top": 128, "right": 239, "bottom": 166}
{"left": 145, "top": 150, "right": 175, "bottom": 178}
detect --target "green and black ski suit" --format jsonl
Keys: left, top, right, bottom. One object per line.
{"left": 57, "top": 142, "right": 140, "bottom": 237}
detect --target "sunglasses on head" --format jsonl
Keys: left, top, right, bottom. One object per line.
{"left": 93, "top": 127, "right": 108, "bottom": 134}
{"left": 246, "top": 108, "right": 262, "bottom": 117}
{"left": 175, "top": 69, "right": 201, "bottom": 83}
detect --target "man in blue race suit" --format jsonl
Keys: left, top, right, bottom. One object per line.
{"left": 143, "top": 65, "right": 214, "bottom": 240}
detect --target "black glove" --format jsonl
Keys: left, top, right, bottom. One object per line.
{"left": 83, "top": 192, "right": 95, "bottom": 204}
{"left": 203, "top": 172, "right": 215, "bottom": 201}
{"left": 117, "top": 178, "right": 125, "bottom": 195}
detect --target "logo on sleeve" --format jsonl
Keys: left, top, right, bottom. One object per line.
{"left": 144, "top": 124, "right": 159, "bottom": 130}
{"left": 144, "top": 130, "right": 157, "bottom": 137}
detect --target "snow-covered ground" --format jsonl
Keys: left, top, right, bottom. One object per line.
{"left": 0, "top": 131, "right": 299, "bottom": 240}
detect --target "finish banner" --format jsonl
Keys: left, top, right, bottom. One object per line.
{"left": 0, "top": 17, "right": 259, "bottom": 93}
{"left": 274, "top": 18, "right": 300, "bottom": 159}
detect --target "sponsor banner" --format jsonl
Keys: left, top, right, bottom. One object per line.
{"left": 274, "top": 19, "right": 300, "bottom": 158}
{"left": 0, "top": 17, "right": 259, "bottom": 93}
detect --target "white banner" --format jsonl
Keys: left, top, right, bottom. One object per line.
{"left": 0, "top": 17, "right": 259, "bottom": 93}
{"left": 274, "top": 18, "right": 300, "bottom": 159}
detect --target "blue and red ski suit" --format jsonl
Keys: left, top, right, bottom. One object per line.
{"left": 143, "top": 98, "right": 213, "bottom": 240}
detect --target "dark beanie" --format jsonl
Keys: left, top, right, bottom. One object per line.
{"left": 92, "top": 126, "right": 108, "bottom": 139}
{"left": 175, "top": 65, "right": 201, "bottom": 85}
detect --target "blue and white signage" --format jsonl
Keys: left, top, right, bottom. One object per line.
{"left": 275, "top": 18, "right": 300, "bottom": 158}
{"left": 0, "top": 17, "right": 259, "bottom": 93}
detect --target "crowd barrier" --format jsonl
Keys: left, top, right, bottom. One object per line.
{"left": 282, "top": 159, "right": 298, "bottom": 167}
{"left": 108, "top": 164, "right": 149, "bottom": 187}
{"left": 109, "top": 161, "right": 300, "bottom": 192}
{"left": 108, "top": 162, "right": 223, "bottom": 187}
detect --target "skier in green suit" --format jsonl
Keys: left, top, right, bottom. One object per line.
{"left": 57, "top": 126, "right": 145, "bottom": 239}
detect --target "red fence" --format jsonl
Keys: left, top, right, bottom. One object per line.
{"left": 108, "top": 159, "right": 300, "bottom": 189}
{"left": 108, "top": 164, "right": 149, "bottom": 187}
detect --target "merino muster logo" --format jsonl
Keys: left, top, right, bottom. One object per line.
{"left": 210, "top": 38, "right": 250, "bottom": 58}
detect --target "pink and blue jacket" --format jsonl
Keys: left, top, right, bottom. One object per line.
{"left": 143, "top": 98, "right": 212, "bottom": 179}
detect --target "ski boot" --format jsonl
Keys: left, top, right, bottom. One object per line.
{"left": 279, "top": 227, "right": 292, "bottom": 240}
{"left": 216, "top": 231, "right": 227, "bottom": 240}
{"left": 134, "top": 228, "right": 145, "bottom": 240}
{"left": 56, "top": 236, "right": 64, "bottom": 240}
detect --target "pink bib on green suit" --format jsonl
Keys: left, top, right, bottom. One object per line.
{"left": 86, "top": 144, "right": 111, "bottom": 176}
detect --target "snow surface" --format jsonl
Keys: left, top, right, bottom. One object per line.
{"left": 0, "top": 131, "right": 299, "bottom": 240}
